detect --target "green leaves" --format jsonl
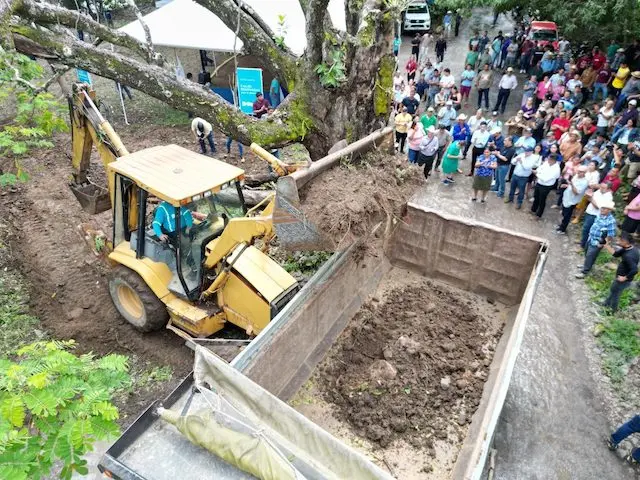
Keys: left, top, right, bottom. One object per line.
{"left": 0, "top": 53, "right": 68, "bottom": 188}
{"left": 315, "top": 49, "right": 347, "bottom": 88}
{"left": 0, "top": 341, "right": 130, "bottom": 479}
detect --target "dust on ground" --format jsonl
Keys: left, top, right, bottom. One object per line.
{"left": 299, "top": 152, "right": 423, "bottom": 252}
{"left": 293, "top": 268, "right": 506, "bottom": 479}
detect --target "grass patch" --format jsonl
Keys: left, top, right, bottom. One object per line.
{"left": 0, "top": 263, "right": 43, "bottom": 355}
{"left": 598, "top": 317, "right": 640, "bottom": 383}
{"left": 144, "top": 101, "right": 190, "bottom": 126}
{"left": 125, "top": 360, "right": 173, "bottom": 392}
{"left": 282, "top": 251, "right": 332, "bottom": 275}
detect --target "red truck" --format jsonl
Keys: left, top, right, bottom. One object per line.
{"left": 528, "top": 20, "right": 559, "bottom": 50}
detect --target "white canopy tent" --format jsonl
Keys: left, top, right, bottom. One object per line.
{"left": 119, "top": 0, "right": 346, "bottom": 56}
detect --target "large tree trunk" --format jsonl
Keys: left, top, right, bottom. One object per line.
{"left": 5, "top": 0, "right": 398, "bottom": 159}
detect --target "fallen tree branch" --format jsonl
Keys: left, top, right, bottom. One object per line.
{"left": 17, "top": 0, "right": 164, "bottom": 65}
{"left": 11, "top": 22, "right": 303, "bottom": 147}
{"left": 127, "top": 0, "right": 156, "bottom": 64}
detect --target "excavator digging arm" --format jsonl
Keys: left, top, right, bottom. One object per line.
{"left": 69, "top": 83, "right": 129, "bottom": 214}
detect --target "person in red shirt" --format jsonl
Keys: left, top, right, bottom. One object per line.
{"left": 593, "top": 63, "right": 612, "bottom": 102}
{"left": 603, "top": 167, "right": 622, "bottom": 193}
{"left": 252, "top": 92, "right": 270, "bottom": 118}
{"left": 550, "top": 110, "right": 571, "bottom": 140}
{"left": 591, "top": 47, "right": 607, "bottom": 70}
{"left": 576, "top": 54, "right": 591, "bottom": 73}
{"left": 406, "top": 55, "right": 418, "bottom": 82}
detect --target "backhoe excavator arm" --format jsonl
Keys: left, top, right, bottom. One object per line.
{"left": 69, "top": 83, "right": 129, "bottom": 213}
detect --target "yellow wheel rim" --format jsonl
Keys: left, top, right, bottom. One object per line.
{"left": 117, "top": 284, "right": 143, "bottom": 319}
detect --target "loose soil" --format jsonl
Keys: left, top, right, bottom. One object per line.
{"left": 299, "top": 152, "right": 422, "bottom": 252}
{"left": 294, "top": 268, "right": 506, "bottom": 479}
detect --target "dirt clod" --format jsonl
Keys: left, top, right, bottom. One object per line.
{"left": 369, "top": 359, "right": 398, "bottom": 382}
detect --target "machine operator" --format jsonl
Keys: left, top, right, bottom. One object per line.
{"left": 152, "top": 201, "right": 204, "bottom": 242}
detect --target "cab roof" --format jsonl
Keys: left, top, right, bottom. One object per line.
{"left": 530, "top": 21, "right": 557, "bottom": 30}
{"left": 108, "top": 144, "right": 244, "bottom": 206}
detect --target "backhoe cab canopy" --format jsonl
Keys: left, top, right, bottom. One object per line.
{"left": 108, "top": 144, "right": 245, "bottom": 206}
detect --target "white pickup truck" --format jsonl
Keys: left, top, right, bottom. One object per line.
{"left": 402, "top": 0, "right": 431, "bottom": 33}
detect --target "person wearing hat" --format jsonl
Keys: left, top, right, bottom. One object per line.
{"left": 252, "top": 92, "right": 270, "bottom": 118}
{"left": 614, "top": 98, "right": 639, "bottom": 134}
{"left": 452, "top": 113, "right": 471, "bottom": 155}
{"left": 579, "top": 181, "right": 614, "bottom": 248}
{"left": 493, "top": 67, "right": 518, "bottom": 115}
{"left": 611, "top": 62, "right": 631, "bottom": 99}
{"left": 487, "top": 110, "right": 503, "bottom": 132}
{"left": 443, "top": 10, "right": 453, "bottom": 37}
{"left": 420, "top": 106, "right": 437, "bottom": 132}
{"left": 615, "top": 70, "right": 640, "bottom": 113}
{"left": 441, "top": 138, "right": 466, "bottom": 185}
{"left": 190, "top": 117, "right": 216, "bottom": 154}
{"left": 611, "top": 48, "right": 626, "bottom": 71}
{"left": 437, "top": 100, "right": 457, "bottom": 130}
{"left": 556, "top": 165, "right": 590, "bottom": 234}
{"left": 472, "top": 146, "right": 497, "bottom": 202}
{"left": 468, "top": 121, "right": 490, "bottom": 175}
{"left": 418, "top": 126, "right": 440, "bottom": 180}
{"left": 506, "top": 146, "right": 538, "bottom": 208}
{"left": 487, "top": 126, "right": 504, "bottom": 152}
{"left": 394, "top": 105, "right": 412, "bottom": 153}
{"left": 576, "top": 198, "right": 617, "bottom": 278}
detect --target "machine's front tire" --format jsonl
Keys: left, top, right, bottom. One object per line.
{"left": 109, "top": 266, "right": 168, "bottom": 332}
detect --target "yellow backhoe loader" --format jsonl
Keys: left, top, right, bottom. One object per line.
{"left": 68, "top": 83, "right": 317, "bottom": 338}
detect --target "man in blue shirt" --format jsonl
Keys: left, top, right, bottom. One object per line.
{"left": 576, "top": 200, "right": 617, "bottom": 278}
{"left": 152, "top": 201, "right": 194, "bottom": 243}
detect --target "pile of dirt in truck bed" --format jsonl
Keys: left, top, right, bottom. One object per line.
{"left": 316, "top": 274, "right": 503, "bottom": 450}
{"left": 299, "top": 152, "right": 422, "bottom": 252}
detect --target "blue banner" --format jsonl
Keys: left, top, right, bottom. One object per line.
{"left": 236, "top": 67, "right": 263, "bottom": 115}
{"left": 76, "top": 69, "right": 92, "bottom": 85}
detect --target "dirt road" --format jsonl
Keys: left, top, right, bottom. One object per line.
{"left": 408, "top": 10, "right": 635, "bottom": 478}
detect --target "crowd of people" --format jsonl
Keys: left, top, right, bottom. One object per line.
{"left": 393, "top": 28, "right": 640, "bottom": 314}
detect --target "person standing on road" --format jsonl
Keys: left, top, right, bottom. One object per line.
{"left": 405, "top": 55, "right": 418, "bottom": 82}
{"left": 435, "top": 123, "right": 452, "bottom": 172}
{"left": 576, "top": 200, "right": 617, "bottom": 278}
{"left": 494, "top": 136, "right": 515, "bottom": 197}
{"left": 190, "top": 117, "right": 216, "bottom": 154}
{"left": 468, "top": 121, "right": 490, "bottom": 175}
{"left": 407, "top": 116, "right": 425, "bottom": 164}
{"left": 556, "top": 165, "right": 589, "bottom": 234}
{"left": 443, "top": 11, "right": 453, "bottom": 37}
{"left": 394, "top": 106, "right": 412, "bottom": 153}
{"left": 531, "top": 154, "right": 561, "bottom": 219}
{"left": 601, "top": 233, "right": 639, "bottom": 311}
{"left": 411, "top": 33, "right": 421, "bottom": 58}
{"left": 506, "top": 147, "right": 538, "bottom": 209}
{"left": 608, "top": 414, "right": 640, "bottom": 465}
{"left": 475, "top": 64, "right": 493, "bottom": 110}
{"left": 460, "top": 64, "right": 476, "bottom": 107}
{"left": 493, "top": 67, "right": 518, "bottom": 115}
{"left": 441, "top": 139, "right": 466, "bottom": 185}
{"left": 454, "top": 10, "right": 462, "bottom": 37}
{"left": 452, "top": 113, "right": 471, "bottom": 158}
{"left": 435, "top": 36, "right": 447, "bottom": 63}
{"left": 418, "top": 126, "right": 439, "bottom": 180}
{"left": 580, "top": 182, "right": 614, "bottom": 250}
{"left": 437, "top": 100, "right": 457, "bottom": 130}
{"left": 471, "top": 147, "right": 497, "bottom": 202}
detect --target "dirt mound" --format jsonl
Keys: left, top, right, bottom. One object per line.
{"left": 317, "top": 278, "right": 502, "bottom": 449}
{"left": 299, "top": 152, "right": 422, "bottom": 252}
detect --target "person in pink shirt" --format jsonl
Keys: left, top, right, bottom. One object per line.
{"left": 551, "top": 80, "right": 566, "bottom": 104}
{"left": 622, "top": 193, "right": 640, "bottom": 234}
{"left": 535, "top": 75, "right": 551, "bottom": 109}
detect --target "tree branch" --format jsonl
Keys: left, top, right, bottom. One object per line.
{"left": 193, "top": 0, "right": 297, "bottom": 86}
{"left": 127, "top": 0, "right": 156, "bottom": 64}
{"left": 17, "top": 0, "right": 164, "bottom": 65}
{"left": 11, "top": 22, "right": 308, "bottom": 147}
{"left": 306, "top": 0, "right": 330, "bottom": 66}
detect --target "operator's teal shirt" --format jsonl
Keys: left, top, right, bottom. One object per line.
{"left": 152, "top": 201, "right": 193, "bottom": 237}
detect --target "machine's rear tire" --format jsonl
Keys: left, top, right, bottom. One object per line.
{"left": 109, "top": 266, "right": 168, "bottom": 332}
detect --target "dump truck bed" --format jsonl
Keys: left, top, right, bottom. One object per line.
{"left": 99, "top": 206, "right": 548, "bottom": 480}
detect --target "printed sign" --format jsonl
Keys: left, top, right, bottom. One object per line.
{"left": 236, "top": 67, "right": 263, "bottom": 115}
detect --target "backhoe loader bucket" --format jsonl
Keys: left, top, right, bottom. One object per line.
{"left": 273, "top": 180, "right": 332, "bottom": 251}
{"left": 70, "top": 181, "right": 111, "bottom": 214}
